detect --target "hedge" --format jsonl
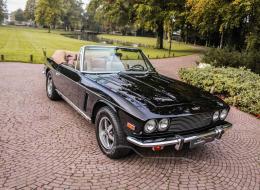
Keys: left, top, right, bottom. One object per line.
{"left": 179, "top": 67, "right": 260, "bottom": 116}
{"left": 202, "top": 48, "right": 260, "bottom": 74}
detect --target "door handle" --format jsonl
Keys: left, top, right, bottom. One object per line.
{"left": 56, "top": 72, "right": 61, "bottom": 76}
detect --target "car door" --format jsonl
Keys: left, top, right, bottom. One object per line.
{"left": 55, "top": 64, "right": 80, "bottom": 107}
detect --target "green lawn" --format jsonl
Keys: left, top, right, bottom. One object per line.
{"left": 0, "top": 26, "right": 203, "bottom": 64}
{"left": 0, "top": 26, "right": 96, "bottom": 63}
{"left": 98, "top": 34, "right": 204, "bottom": 58}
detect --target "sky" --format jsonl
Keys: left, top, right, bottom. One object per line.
{"left": 6, "top": 0, "right": 90, "bottom": 13}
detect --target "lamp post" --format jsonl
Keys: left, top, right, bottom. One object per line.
{"left": 168, "top": 16, "right": 175, "bottom": 57}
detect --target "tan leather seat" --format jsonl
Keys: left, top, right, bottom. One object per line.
{"left": 90, "top": 58, "right": 107, "bottom": 71}
{"left": 84, "top": 54, "right": 107, "bottom": 71}
{"left": 51, "top": 50, "right": 79, "bottom": 67}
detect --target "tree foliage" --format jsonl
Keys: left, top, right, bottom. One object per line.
{"left": 0, "top": 0, "right": 6, "bottom": 23}
{"left": 85, "top": 0, "right": 101, "bottom": 31}
{"left": 35, "top": 0, "right": 63, "bottom": 32}
{"left": 33, "top": 0, "right": 85, "bottom": 31}
{"left": 85, "top": 0, "right": 259, "bottom": 51}
{"left": 187, "top": 0, "right": 222, "bottom": 41}
{"left": 26, "top": 0, "right": 260, "bottom": 51}
{"left": 14, "top": 9, "right": 26, "bottom": 22}
{"left": 134, "top": 0, "right": 182, "bottom": 49}
{"left": 24, "top": 0, "right": 36, "bottom": 21}
{"left": 61, "top": 0, "right": 84, "bottom": 31}
{"left": 186, "top": 0, "right": 260, "bottom": 50}
{"left": 87, "top": 0, "right": 184, "bottom": 49}
{"left": 87, "top": 0, "right": 134, "bottom": 35}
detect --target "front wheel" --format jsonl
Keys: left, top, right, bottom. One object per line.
{"left": 95, "top": 107, "right": 132, "bottom": 159}
{"left": 46, "top": 72, "right": 61, "bottom": 101}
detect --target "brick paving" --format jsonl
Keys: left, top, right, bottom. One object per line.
{"left": 0, "top": 61, "right": 259, "bottom": 190}
{"left": 151, "top": 54, "right": 200, "bottom": 79}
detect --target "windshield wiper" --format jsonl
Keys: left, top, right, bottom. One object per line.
{"left": 126, "top": 68, "right": 144, "bottom": 72}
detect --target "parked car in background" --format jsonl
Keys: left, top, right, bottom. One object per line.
{"left": 43, "top": 45, "right": 232, "bottom": 159}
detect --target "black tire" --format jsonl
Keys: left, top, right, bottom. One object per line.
{"left": 95, "top": 106, "right": 132, "bottom": 159}
{"left": 46, "top": 72, "right": 61, "bottom": 101}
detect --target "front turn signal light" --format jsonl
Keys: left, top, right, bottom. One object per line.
{"left": 127, "top": 122, "right": 136, "bottom": 131}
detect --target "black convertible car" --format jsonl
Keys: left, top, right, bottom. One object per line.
{"left": 44, "top": 45, "right": 232, "bottom": 158}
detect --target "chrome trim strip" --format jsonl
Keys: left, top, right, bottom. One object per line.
{"left": 127, "top": 124, "right": 232, "bottom": 148}
{"left": 56, "top": 89, "right": 91, "bottom": 121}
{"left": 80, "top": 46, "right": 85, "bottom": 72}
{"left": 81, "top": 71, "right": 122, "bottom": 74}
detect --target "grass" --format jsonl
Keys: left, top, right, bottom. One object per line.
{"left": 98, "top": 34, "right": 204, "bottom": 58}
{"left": 0, "top": 26, "right": 96, "bottom": 63}
{"left": 0, "top": 26, "right": 203, "bottom": 64}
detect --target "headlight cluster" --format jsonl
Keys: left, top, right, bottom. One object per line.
{"left": 213, "top": 109, "right": 228, "bottom": 121}
{"left": 158, "top": 119, "right": 169, "bottom": 131}
{"left": 144, "top": 119, "right": 157, "bottom": 133}
{"left": 144, "top": 119, "right": 170, "bottom": 133}
{"left": 144, "top": 109, "right": 228, "bottom": 134}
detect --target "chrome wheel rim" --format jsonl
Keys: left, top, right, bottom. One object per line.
{"left": 99, "top": 117, "right": 114, "bottom": 150}
{"left": 47, "top": 76, "right": 53, "bottom": 96}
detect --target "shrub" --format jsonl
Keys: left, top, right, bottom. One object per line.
{"left": 179, "top": 67, "right": 260, "bottom": 116}
{"left": 202, "top": 48, "right": 260, "bottom": 74}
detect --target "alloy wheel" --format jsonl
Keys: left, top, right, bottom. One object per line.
{"left": 98, "top": 116, "right": 114, "bottom": 150}
{"left": 47, "top": 76, "right": 53, "bottom": 96}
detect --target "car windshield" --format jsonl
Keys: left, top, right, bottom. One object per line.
{"left": 82, "top": 47, "right": 154, "bottom": 73}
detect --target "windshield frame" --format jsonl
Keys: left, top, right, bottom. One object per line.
{"left": 80, "top": 46, "right": 156, "bottom": 74}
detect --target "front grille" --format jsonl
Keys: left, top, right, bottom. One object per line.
{"left": 168, "top": 113, "right": 212, "bottom": 133}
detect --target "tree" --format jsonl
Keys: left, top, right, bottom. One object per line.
{"left": 245, "top": 0, "right": 260, "bottom": 51}
{"left": 87, "top": 0, "right": 134, "bottom": 34}
{"left": 186, "top": 0, "right": 260, "bottom": 50}
{"left": 0, "top": 0, "right": 6, "bottom": 23}
{"left": 14, "top": 9, "right": 26, "bottom": 22}
{"left": 35, "top": 0, "right": 63, "bottom": 32}
{"left": 103, "top": 0, "right": 134, "bottom": 35}
{"left": 224, "top": 0, "right": 260, "bottom": 51}
{"left": 186, "top": 0, "right": 225, "bottom": 47}
{"left": 24, "top": 0, "right": 37, "bottom": 22}
{"left": 61, "top": 0, "right": 84, "bottom": 31}
{"left": 85, "top": 0, "right": 259, "bottom": 51}
{"left": 85, "top": 0, "right": 99, "bottom": 30}
{"left": 134, "top": 0, "right": 182, "bottom": 49}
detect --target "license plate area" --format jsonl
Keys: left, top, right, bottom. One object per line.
{"left": 190, "top": 134, "right": 216, "bottom": 149}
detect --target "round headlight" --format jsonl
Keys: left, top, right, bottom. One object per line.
{"left": 144, "top": 119, "right": 157, "bottom": 133}
{"left": 158, "top": 119, "right": 169, "bottom": 131}
{"left": 213, "top": 111, "right": 220, "bottom": 121}
{"left": 220, "top": 109, "right": 228, "bottom": 120}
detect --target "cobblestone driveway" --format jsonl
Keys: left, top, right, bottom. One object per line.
{"left": 0, "top": 61, "right": 259, "bottom": 190}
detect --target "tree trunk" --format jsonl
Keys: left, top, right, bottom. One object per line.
{"left": 220, "top": 31, "right": 224, "bottom": 49}
{"left": 168, "top": 35, "right": 172, "bottom": 57}
{"left": 167, "top": 30, "right": 171, "bottom": 43}
{"left": 156, "top": 20, "right": 164, "bottom": 49}
{"left": 48, "top": 25, "right": 51, "bottom": 33}
{"left": 185, "top": 28, "right": 188, "bottom": 44}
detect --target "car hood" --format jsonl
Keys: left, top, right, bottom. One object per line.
{"left": 86, "top": 72, "right": 224, "bottom": 115}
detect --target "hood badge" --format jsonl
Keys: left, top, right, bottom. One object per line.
{"left": 191, "top": 106, "right": 200, "bottom": 111}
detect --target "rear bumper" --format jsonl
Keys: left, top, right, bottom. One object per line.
{"left": 127, "top": 123, "right": 232, "bottom": 150}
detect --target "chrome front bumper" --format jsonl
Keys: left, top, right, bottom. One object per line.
{"left": 127, "top": 123, "right": 232, "bottom": 150}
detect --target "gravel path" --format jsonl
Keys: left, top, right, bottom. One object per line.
{"left": 0, "top": 62, "right": 259, "bottom": 190}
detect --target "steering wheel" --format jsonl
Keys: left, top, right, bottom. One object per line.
{"left": 129, "top": 64, "right": 145, "bottom": 71}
